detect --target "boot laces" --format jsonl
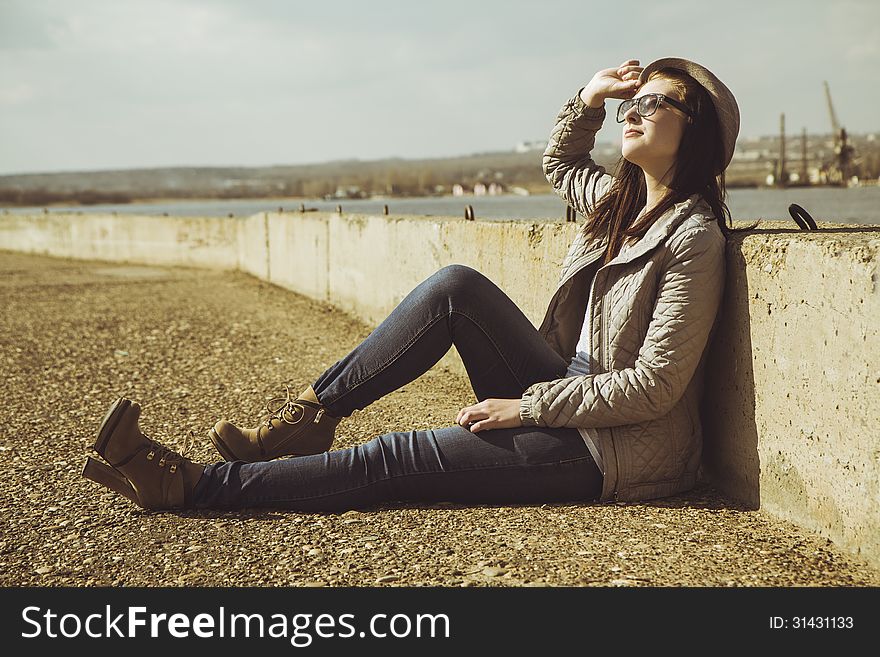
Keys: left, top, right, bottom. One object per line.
{"left": 144, "top": 430, "right": 196, "bottom": 474}
{"left": 261, "top": 385, "right": 306, "bottom": 432}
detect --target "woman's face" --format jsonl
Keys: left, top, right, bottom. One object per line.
{"left": 620, "top": 77, "right": 690, "bottom": 177}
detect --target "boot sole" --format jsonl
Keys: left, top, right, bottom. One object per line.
{"left": 208, "top": 427, "right": 240, "bottom": 462}
{"left": 82, "top": 456, "right": 141, "bottom": 506}
{"left": 93, "top": 397, "right": 131, "bottom": 459}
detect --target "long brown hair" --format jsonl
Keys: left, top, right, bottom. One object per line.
{"left": 585, "top": 68, "right": 758, "bottom": 265}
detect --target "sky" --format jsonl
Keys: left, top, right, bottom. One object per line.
{"left": 1, "top": 0, "right": 878, "bottom": 175}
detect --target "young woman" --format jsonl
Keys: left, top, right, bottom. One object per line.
{"left": 83, "top": 57, "right": 754, "bottom": 511}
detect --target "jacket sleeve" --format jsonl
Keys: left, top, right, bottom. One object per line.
{"left": 519, "top": 225, "right": 726, "bottom": 428}
{"left": 543, "top": 88, "right": 615, "bottom": 217}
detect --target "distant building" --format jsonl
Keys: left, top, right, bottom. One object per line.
{"left": 515, "top": 140, "right": 547, "bottom": 153}
{"left": 733, "top": 150, "right": 764, "bottom": 161}
{"left": 329, "top": 185, "right": 366, "bottom": 199}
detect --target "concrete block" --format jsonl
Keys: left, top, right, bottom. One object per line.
{"left": 0, "top": 212, "right": 239, "bottom": 268}
{"left": 237, "top": 212, "right": 269, "bottom": 279}
{"left": 702, "top": 222, "right": 879, "bottom": 566}
{"left": 266, "top": 211, "right": 330, "bottom": 301}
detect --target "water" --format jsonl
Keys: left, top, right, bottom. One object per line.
{"left": 4, "top": 186, "right": 880, "bottom": 225}
{"left": 724, "top": 186, "right": 880, "bottom": 225}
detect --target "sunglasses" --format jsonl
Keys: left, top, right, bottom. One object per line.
{"left": 616, "top": 93, "right": 695, "bottom": 124}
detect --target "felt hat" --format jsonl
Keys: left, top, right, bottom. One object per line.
{"left": 639, "top": 57, "right": 739, "bottom": 172}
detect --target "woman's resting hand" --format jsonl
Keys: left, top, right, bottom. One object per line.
{"left": 456, "top": 398, "right": 523, "bottom": 433}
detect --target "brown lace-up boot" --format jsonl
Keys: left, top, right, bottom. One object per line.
{"left": 209, "top": 385, "right": 342, "bottom": 462}
{"left": 81, "top": 397, "right": 205, "bottom": 510}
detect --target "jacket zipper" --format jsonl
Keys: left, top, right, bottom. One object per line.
{"left": 568, "top": 204, "right": 699, "bottom": 501}
{"left": 599, "top": 281, "right": 621, "bottom": 501}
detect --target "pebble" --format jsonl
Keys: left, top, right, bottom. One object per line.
{"left": 482, "top": 567, "right": 506, "bottom": 577}
{"left": 610, "top": 578, "right": 635, "bottom": 587}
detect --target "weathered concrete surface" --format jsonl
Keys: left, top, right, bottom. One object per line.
{"left": 702, "top": 222, "right": 880, "bottom": 567}
{"left": 267, "top": 211, "right": 329, "bottom": 301}
{"left": 261, "top": 212, "right": 578, "bottom": 378}
{"left": 1, "top": 211, "right": 878, "bottom": 568}
{"left": 1, "top": 250, "right": 878, "bottom": 587}
{"left": 0, "top": 211, "right": 239, "bottom": 269}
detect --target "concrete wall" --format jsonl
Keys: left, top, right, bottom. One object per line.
{"left": 0, "top": 211, "right": 240, "bottom": 269}
{"left": 1, "top": 209, "right": 877, "bottom": 568}
{"left": 701, "top": 222, "right": 880, "bottom": 567}
{"left": 249, "top": 212, "right": 576, "bottom": 375}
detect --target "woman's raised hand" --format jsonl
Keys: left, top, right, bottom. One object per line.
{"left": 580, "top": 59, "right": 644, "bottom": 107}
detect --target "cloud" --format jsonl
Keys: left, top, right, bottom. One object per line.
{"left": 0, "top": 83, "right": 35, "bottom": 105}
{"left": 0, "top": 0, "right": 58, "bottom": 50}
{"left": 0, "top": 0, "right": 878, "bottom": 174}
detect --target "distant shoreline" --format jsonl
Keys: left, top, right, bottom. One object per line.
{"left": 0, "top": 184, "right": 793, "bottom": 210}
{"left": 0, "top": 190, "right": 548, "bottom": 210}
{"left": 15, "top": 184, "right": 876, "bottom": 211}
{"left": 6, "top": 180, "right": 880, "bottom": 212}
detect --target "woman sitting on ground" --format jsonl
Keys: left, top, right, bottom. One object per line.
{"left": 83, "top": 57, "right": 753, "bottom": 511}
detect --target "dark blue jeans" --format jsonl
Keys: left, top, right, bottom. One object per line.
{"left": 192, "top": 265, "right": 602, "bottom": 510}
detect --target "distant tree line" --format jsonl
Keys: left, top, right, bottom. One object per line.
{"left": 2, "top": 138, "right": 877, "bottom": 208}
{"left": 0, "top": 188, "right": 135, "bottom": 206}
{"left": 0, "top": 152, "right": 560, "bottom": 206}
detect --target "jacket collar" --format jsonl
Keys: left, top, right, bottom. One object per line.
{"left": 602, "top": 192, "right": 706, "bottom": 269}
{"left": 556, "top": 192, "right": 708, "bottom": 290}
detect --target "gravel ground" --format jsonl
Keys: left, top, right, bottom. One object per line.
{"left": 1, "top": 250, "right": 877, "bottom": 587}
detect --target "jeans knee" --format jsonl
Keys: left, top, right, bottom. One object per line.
{"left": 429, "top": 264, "right": 487, "bottom": 299}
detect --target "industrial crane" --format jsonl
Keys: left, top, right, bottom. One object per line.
{"left": 823, "top": 81, "right": 858, "bottom": 185}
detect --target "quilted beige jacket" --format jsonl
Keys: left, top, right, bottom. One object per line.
{"left": 519, "top": 89, "right": 727, "bottom": 502}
